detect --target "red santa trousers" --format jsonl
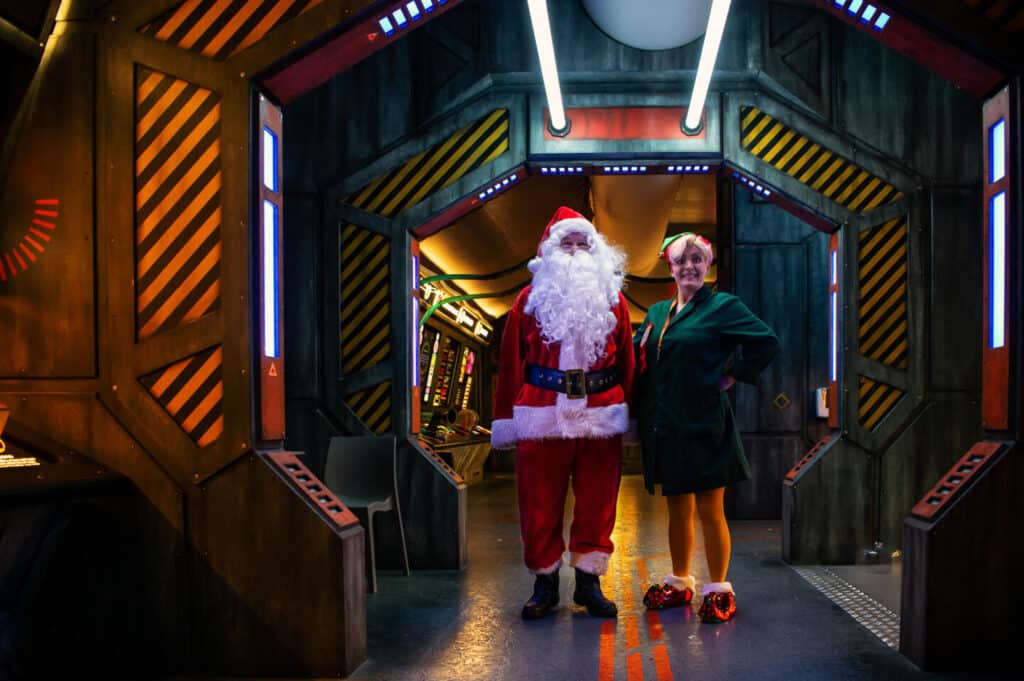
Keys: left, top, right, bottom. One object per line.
{"left": 516, "top": 435, "right": 622, "bottom": 576}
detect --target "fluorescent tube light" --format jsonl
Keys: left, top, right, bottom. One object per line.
{"left": 685, "top": 0, "right": 732, "bottom": 133}
{"left": 527, "top": 0, "right": 569, "bottom": 134}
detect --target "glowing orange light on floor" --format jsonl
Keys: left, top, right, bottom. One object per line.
{"left": 598, "top": 620, "right": 616, "bottom": 681}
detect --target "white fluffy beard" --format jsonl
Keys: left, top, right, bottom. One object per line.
{"left": 524, "top": 247, "right": 622, "bottom": 371}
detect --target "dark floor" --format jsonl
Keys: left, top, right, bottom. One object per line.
{"left": 353, "top": 475, "right": 995, "bottom": 681}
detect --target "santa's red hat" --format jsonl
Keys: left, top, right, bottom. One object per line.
{"left": 536, "top": 206, "right": 598, "bottom": 256}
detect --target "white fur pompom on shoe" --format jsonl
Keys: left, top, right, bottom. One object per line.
{"left": 701, "top": 581, "right": 734, "bottom": 596}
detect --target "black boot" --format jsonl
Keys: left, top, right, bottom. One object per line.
{"left": 521, "top": 571, "right": 559, "bottom": 620}
{"left": 573, "top": 568, "right": 618, "bottom": 617}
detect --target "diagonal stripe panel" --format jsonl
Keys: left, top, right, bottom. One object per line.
{"left": 740, "top": 106, "right": 903, "bottom": 214}
{"left": 135, "top": 67, "right": 222, "bottom": 340}
{"left": 140, "top": 346, "right": 225, "bottom": 446}
{"left": 339, "top": 224, "right": 390, "bottom": 376}
{"left": 858, "top": 216, "right": 908, "bottom": 369}
{"left": 336, "top": 110, "right": 511, "bottom": 431}
{"left": 349, "top": 109, "right": 511, "bottom": 220}
{"left": 345, "top": 381, "right": 392, "bottom": 435}
{"left": 138, "top": 0, "right": 324, "bottom": 60}
{"left": 858, "top": 376, "right": 905, "bottom": 431}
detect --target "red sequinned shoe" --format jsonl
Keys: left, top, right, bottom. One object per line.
{"left": 643, "top": 576, "right": 694, "bottom": 610}
{"left": 698, "top": 585, "right": 736, "bottom": 623}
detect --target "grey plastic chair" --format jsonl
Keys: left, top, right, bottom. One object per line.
{"left": 324, "top": 435, "right": 410, "bottom": 593}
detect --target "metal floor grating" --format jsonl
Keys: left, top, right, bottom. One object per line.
{"left": 793, "top": 565, "right": 900, "bottom": 650}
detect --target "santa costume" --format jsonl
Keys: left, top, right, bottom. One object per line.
{"left": 492, "top": 206, "right": 635, "bottom": 619}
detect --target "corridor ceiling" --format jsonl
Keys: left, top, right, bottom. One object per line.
{"left": 419, "top": 174, "right": 717, "bottom": 323}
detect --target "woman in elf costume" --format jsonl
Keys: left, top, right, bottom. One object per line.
{"left": 633, "top": 233, "right": 779, "bottom": 623}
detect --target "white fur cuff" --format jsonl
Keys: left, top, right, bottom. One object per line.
{"left": 701, "top": 581, "right": 734, "bottom": 596}
{"left": 530, "top": 558, "right": 562, "bottom": 575}
{"left": 512, "top": 402, "right": 628, "bottom": 441}
{"left": 571, "top": 551, "right": 610, "bottom": 576}
{"left": 490, "top": 418, "right": 517, "bottom": 448}
{"left": 664, "top": 574, "right": 696, "bottom": 591}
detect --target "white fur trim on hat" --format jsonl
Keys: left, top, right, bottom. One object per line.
{"left": 701, "top": 581, "right": 734, "bottom": 596}
{"left": 530, "top": 557, "right": 562, "bottom": 575}
{"left": 490, "top": 418, "right": 517, "bottom": 448}
{"left": 546, "top": 217, "right": 597, "bottom": 246}
{"left": 664, "top": 574, "right": 696, "bottom": 591}
{"left": 571, "top": 550, "right": 610, "bottom": 576}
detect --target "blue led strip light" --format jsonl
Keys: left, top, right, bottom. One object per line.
{"left": 379, "top": 0, "right": 445, "bottom": 37}
{"left": 477, "top": 172, "right": 520, "bottom": 202}
{"left": 826, "top": 0, "right": 889, "bottom": 32}
{"left": 731, "top": 170, "right": 773, "bottom": 197}
{"left": 666, "top": 164, "right": 712, "bottom": 174}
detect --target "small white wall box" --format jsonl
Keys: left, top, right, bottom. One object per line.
{"left": 815, "top": 387, "right": 829, "bottom": 418}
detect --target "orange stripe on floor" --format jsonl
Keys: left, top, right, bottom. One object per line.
{"left": 646, "top": 610, "right": 663, "bottom": 641}
{"left": 598, "top": 620, "right": 615, "bottom": 681}
{"left": 627, "top": 651, "right": 643, "bottom": 681}
{"left": 625, "top": 615, "right": 640, "bottom": 649}
{"left": 653, "top": 644, "right": 674, "bottom": 681}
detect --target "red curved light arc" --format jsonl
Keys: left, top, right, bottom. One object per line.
{"left": 0, "top": 198, "right": 59, "bottom": 283}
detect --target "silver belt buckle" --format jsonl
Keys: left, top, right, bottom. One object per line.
{"left": 565, "top": 369, "right": 586, "bottom": 400}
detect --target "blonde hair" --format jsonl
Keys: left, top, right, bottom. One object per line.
{"left": 666, "top": 233, "right": 714, "bottom": 264}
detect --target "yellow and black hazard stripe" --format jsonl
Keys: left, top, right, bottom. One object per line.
{"left": 858, "top": 216, "right": 908, "bottom": 368}
{"left": 345, "top": 381, "right": 391, "bottom": 435}
{"left": 340, "top": 224, "right": 390, "bottom": 374}
{"left": 139, "top": 346, "right": 224, "bottom": 447}
{"left": 858, "top": 376, "right": 904, "bottom": 431}
{"left": 135, "top": 67, "right": 222, "bottom": 341}
{"left": 336, "top": 109, "right": 510, "bottom": 430}
{"left": 740, "top": 107, "right": 903, "bottom": 214}
{"left": 348, "top": 109, "right": 510, "bottom": 218}
{"left": 139, "top": 0, "right": 324, "bottom": 61}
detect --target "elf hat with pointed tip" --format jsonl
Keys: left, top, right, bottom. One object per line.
{"left": 659, "top": 232, "right": 714, "bottom": 263}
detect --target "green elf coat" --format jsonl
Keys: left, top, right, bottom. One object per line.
{"left": 633, "top": 285, "right": 780, "bottom": 495}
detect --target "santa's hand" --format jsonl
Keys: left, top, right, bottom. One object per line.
{"left": 623, "top": 419, "right": 640, "bottom": 445}
{"left": 719, "top": 374, "right": 736, "bottom": 391}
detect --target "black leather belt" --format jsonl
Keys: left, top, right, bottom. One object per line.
{"left": 524, "top": 363, "right": 619, "bottom": 400}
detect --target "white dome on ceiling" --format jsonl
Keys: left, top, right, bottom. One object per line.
{"left": 581, "top": 0, "right": 713, "bottom": 51}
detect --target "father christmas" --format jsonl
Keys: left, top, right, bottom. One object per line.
{"left": 492, "top": 206, "right": 635, "bottom": 619}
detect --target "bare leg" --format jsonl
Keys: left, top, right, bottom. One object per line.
{"left": 695, "top": 487, "right": 730, "bottom": 582}
{"left": 666, "top": 493, "right": 696, "bottom": 577}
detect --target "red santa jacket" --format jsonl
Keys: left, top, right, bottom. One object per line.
{"left": 491, "top": 286, "right": 635, "bottom": 447}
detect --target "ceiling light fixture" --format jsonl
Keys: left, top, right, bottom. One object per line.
{"left": 527, "top": 0, "right": 570, "bottom": 136}
{"left": 684, "top": 0, "right": 732, "bottom": 135}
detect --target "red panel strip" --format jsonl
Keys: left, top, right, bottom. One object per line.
{"left": 259, "top": 96, "right": 286, "bottom": 441}
{"left": 911, "top": 441, "right": 1004, "bottom": 520}
{"left": 981, "top": 87, "right": 1010, "bottom": 430}
{"left": 262, "top": 0, "right": 466, "bottom": 105}
{"left": 265, "top": 451, "right": 360, "bottom": 528}
{"left": 35, "top": 198, "right": 59, "bottom": 205}
{"left": 821, "top": 3, "right": 1004, "bottom": 97}
{"left": 785, "top": 435, "right": 832, "bottom": 481}
{"left": 543, "top": 107, "right": 703, "bottom": 141}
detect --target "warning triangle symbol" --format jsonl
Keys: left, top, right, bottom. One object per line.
{"left": 367, "top": 32, "right": 379, "bottom": 42}
{"left": 269, "top": 363, "right": 278, "bottom": 377}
